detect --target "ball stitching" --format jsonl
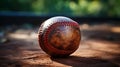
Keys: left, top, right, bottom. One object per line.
{"left": 43, "top": 22, "right": 80, "bottom": 54}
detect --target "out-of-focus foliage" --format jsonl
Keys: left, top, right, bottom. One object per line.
{"left": 0, "top": 0, "right": 120, "bottom": 17}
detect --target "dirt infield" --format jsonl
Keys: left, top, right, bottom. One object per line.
{"left": 0, "top": 23, "right": 120, "bottom": 67}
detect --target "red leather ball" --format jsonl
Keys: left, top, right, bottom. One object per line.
{"left": 38, "top": 16, "right": 81, "bottom": 57}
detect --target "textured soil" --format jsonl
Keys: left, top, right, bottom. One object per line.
{"left": 0, "top": 23, "right": 120, "bottom": 67}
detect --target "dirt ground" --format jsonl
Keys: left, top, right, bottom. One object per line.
{"left": 0, "top": 23, "right": 120, "bottom": 67}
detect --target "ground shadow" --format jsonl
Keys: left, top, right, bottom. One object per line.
{"left": 82, "top": 29, "right": 120, "bottom": 44}
{"left": 51, "top": 56, "right": 119, "bottom": 67}
{"left": 0, "top": 40, "right": 49, "bottom": 67}
{"left": 0, "top": 57, "right": 51, "bottom": 67}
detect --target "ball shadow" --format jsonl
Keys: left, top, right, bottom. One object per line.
{"left": 51, "top": 56, "right": 119, "bottom": 67}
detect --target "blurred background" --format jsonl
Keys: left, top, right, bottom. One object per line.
{"left": 0, "top": 0, "right": 120, "bottom": 25}
{"left": 0, "top": 0, "right": 120, "bottom": 17}
{"left": 0, "top": 0, "right": 120, "bottom": 67}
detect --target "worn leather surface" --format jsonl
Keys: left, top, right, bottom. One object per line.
{"left": 38, "top": 16, "right": 81, "bottom": 57}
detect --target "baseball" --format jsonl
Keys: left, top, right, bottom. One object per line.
{"left": 38, "top": 16, "right": 81, "bottom": 57}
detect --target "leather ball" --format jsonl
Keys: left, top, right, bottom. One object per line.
{"left": 38, "top": 16, "right": 81, "bottom": 57}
